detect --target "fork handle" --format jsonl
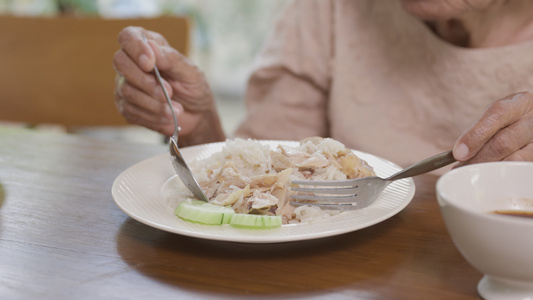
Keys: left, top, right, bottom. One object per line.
{"left": 386, "top": 150, "right": 456, "bottom": 181}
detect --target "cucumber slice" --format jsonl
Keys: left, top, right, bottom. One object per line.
{"left": 175, "top": 199, "right": 282, "bottom": 229}
{"left": 175, "top": 199, "right": 235, "bottom": 225}
{"left": 230, "top": 214, "right": 282, "bottom": 229}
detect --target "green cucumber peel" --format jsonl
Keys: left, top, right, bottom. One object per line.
{"left": 175, "top": 199, "right": 282, "bottom": 229}
{"left": 175, "top": 199, "right": 234, "bottom": 225}
{"left": 229, "top": 214, "right": 282, "bottom": 229}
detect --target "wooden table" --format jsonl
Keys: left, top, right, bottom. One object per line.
{"left": 0, "top": 126, "right": 482, "bottom": 299}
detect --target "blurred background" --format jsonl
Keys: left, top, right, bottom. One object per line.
{"left": 0, "top": 0, "right": 289, "bottom": 143}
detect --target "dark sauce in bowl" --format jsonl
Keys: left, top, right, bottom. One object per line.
{"left": 493, "top": 210, "right": 533, "bottom": 219}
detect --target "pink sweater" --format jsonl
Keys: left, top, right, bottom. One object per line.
{"left": 234, "top": 0, "right": 533, "bottom": 168}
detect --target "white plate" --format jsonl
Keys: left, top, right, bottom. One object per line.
{"left": 112, "top": 140, "right": 415, "bottom": 243}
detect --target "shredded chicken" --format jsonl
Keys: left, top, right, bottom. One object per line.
{"left": 190, "top": 137, "right": 375, "bottom": 223}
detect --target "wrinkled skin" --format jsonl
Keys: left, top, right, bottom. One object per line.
{"left": 113, "top": 27, "right": 225, "bottom": 146}
{"left": 453, "top": 92, "right": 533, "bottom": 165}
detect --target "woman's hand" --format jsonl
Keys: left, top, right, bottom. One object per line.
{"left": 453, "top": 91, "right": 533, "bottom": 165}
{"left": 113, "top": 26, "right": 225, "bottom": 146}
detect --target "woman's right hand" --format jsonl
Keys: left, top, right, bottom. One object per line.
{"left": 112, "top": 26, "right": 225, "bottom": 146}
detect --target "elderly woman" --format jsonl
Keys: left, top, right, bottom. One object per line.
{"left": 113, "top": 0, "right": 533, "bottom": 168}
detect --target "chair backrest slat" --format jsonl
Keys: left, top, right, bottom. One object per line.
{"left": 0, "top": 15, "right": 190, "bottom": 126}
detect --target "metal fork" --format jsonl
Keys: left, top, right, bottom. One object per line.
{"left": 143, "top": 34, "right": 208, "bottom": 202}
{"left": 290, "top": 150, "right": 456, "bottom": 209}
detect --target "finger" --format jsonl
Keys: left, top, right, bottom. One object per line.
{"left": 114, "top": 74, "right": 125, "bottom": 97}
{"left": 148, "top": 40, "right": 201, "bottom": 84}
{"left": 117, "top": 81, "right": 175, "bottom": 123}
{"left": 464, "top": 112, "right": 533, "bottom": 164}
{"left": 453, "top": 92, "right": 532, "bottom": 161}
{"left": 124, "top": 102, "right": 175, "bottom": 137}
{"left": 142, "top": 29, "right": 169, "bottom": 47}
{"left": 113, "top": 58, "right": 173, "bottom": 130}
{"left": 116, "top": 93, "right": 171, "bottom": 130}
{"left": 148, "top": 40, "right": 215, "bottom": 112}
{"left": 113, "top": 49, "right": 154, "bottom": 92}
{"left": 503, "top": 143, "right": 533, "bottom": 161}
{"left": 117, "top": 27, "right": 168, "bottom": 72}
{"left": 113, "top": 49, "right": 173, "bottom": 103}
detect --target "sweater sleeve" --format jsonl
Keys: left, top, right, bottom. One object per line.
{"left": 233, "top": 0, "right": 333, "bottom": 140}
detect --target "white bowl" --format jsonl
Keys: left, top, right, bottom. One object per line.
{"left": 436, "top": 162, "right": 533, "bottom": 300}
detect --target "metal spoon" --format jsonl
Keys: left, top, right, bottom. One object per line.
{"left": 143, "top": 34, "right": 208, "bottom": 202}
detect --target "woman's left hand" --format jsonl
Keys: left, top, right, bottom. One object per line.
{"left": 453, "top": 91, "right": 533, "bottom": 165}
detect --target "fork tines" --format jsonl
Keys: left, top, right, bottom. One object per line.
{"left": 289, "top": 178, "right": 372, "bottom": 208}
{"left": 291, "top": 179, "right": 362, "bottom": 195}
{"left": 291, "top": 179, "right": 361, "bottom": 187}
{"left": 289, "top": 200, "right": 358, "bottom": 209}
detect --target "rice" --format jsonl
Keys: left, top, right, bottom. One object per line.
{"left": 292, "top": 206, "right": 341, "bottom": 224}
{"left": 191, "top": 138, "right": 273, "bottom": 181}
{"left": 177, "top": 137, "right": 375, "bottom": 224}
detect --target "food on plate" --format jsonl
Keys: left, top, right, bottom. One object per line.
{"left": 175, "top": 137, "right": 375, "bottom": 225}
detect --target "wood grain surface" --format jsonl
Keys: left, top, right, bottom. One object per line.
{"left": 0, "top": 127, "right": 482, "bottom": 300}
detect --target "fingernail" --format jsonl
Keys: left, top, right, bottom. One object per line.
{"left": 454, "top": 143, "right": 469, "bottom": 160}
{"left": 154, "top": 82, "right": 171, "bottom": 98}
{"left": 168, "top": 101, "right": 179, "bottom": 114}
{"left": 139, "top": 54, "right": 150, "bottom": 70}
{"left": 154, "top": 85, "right": 163, "bottom": 97}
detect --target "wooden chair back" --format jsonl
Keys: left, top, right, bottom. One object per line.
{"left": 0, "top": 15, "right": 190, "bottom": 126}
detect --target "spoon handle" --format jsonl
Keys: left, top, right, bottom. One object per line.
{"left": 142, "top": 34, "right": 180, "bottom": 140}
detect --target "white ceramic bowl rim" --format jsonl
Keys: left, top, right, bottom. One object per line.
{"left": 436, "top": 161, "right": 533, "bottom": 226}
